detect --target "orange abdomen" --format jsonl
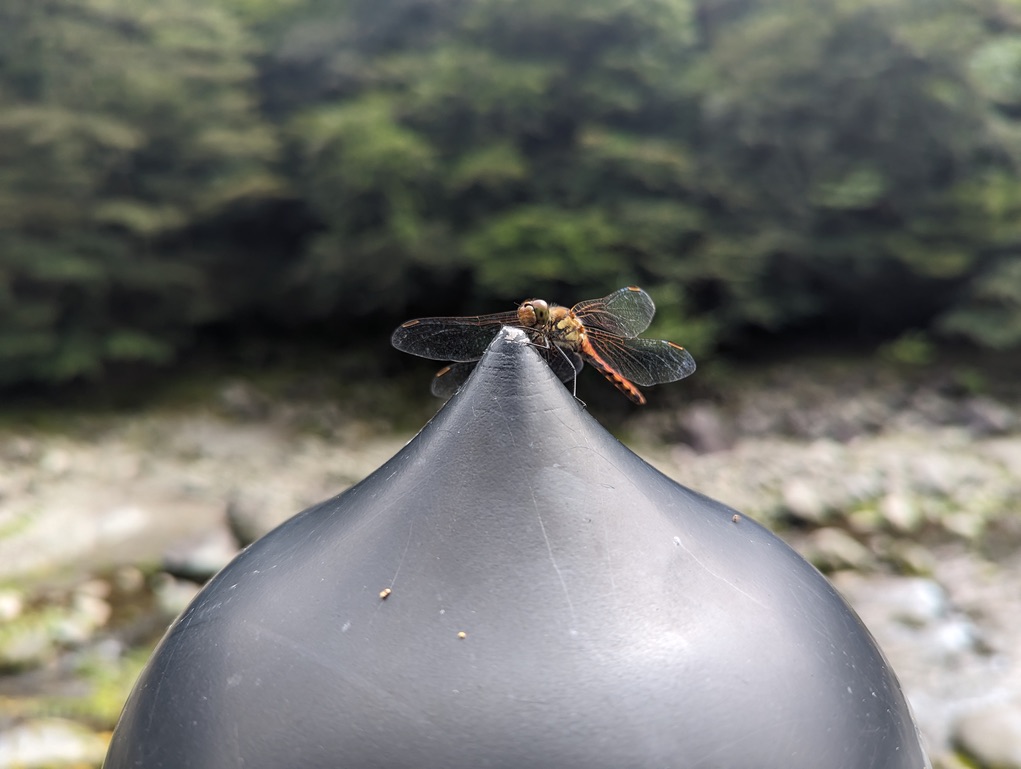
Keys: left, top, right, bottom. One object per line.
{"left": 578, "top": 336, "right": 646, "bottom": 405}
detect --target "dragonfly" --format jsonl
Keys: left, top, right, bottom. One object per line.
{"left": 391, "top": 286, "right": 696, "bottom": 405}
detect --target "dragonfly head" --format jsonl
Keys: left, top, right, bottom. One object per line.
{"left": 517, "top": 299, "right": 549, "bottom": 328}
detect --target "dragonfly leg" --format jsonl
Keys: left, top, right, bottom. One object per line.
{"left": 524, "top": 334, "right": 585, "bottom": 406}
{"left": 523, "top": 333, "right": 551, "bottom": 352}
{"left": 548, "top": 344, "right": 583, "bottom": 401}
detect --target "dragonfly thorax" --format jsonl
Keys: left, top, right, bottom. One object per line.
{"left": 516, "top": 301, "right": 583, "bottom": 350}
{"left": 550, "top": 308, "right": 584, "bottom": 347}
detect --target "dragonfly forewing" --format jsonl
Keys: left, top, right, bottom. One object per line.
{"left": 572, "top": 286, "right": 655, "bottom": 338}
{"left": 391, "top": 312, "right": 519, "bottom": 362}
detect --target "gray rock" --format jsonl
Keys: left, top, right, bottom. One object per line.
{"left": 908, "top": 390, "right": 962, "bottom": 428}
{"left": 218, "top": 380, "right": 272, "bottom": 421}
{"left": 111, "top": 565, "right": 146, "bottom": 594}
{"left": 162, "top": 526, "right": 240, "bottom": 583}
{"left": 0, "top": 718, "right": 108, "bottom": 768}
{"left": 881, "top": 489, "right": 923, "bottom": 533}
{"left": 953, "top": 700, "right": 1021, "bottom": 769}
{"left": 226, "top": 487, "right": 299, "bottom": 546}
{"left": 834, "top": 574, "right": 948, "bottom": 627}
{"left": 734, "top": 400, "right": 783, "bottom": 436}
{"left": 882, "top": 577, "right": 948, "bottom": 627}
{"left": 0, "top": 434, "right": 37, "bottom": 463}
{"left": 909, "top": 452, "right": 965, "bottom": 497}
{"left": 0, "top": 621, "right": 53, "bottom": 672}
{"left": 38, "top": 446, "right": 73, "bottom": 477}
{"left": 980, "top": 514, "right": 1021, "bottom": 562}
{"left": 675, "top": 401, "right": 734, "bottom": 453}
{"left": 53, "top": 591, "right": 112, "bottom": 645}
{"left": 940, "top": 509, "right": 986, "bottom": 542}
{"left": 804, "top": 527, "right": 875, "bottom": 571}
{"left": 0, "top": 588, "right": 24, "bottom": 622}
{"left": 832, "top": 572, "right": 986, "bottom": 673}
{"left": 781, "top": 477, "right": 830, "bottom": 524}
{"left": 153, "top": 573, "right": 202, "bottom": 618}
{"left": 884, "top": 540, "right": 936, "bottom": 575}
{"left": 963, "top": 396, "right": 1018, "bottom": 436}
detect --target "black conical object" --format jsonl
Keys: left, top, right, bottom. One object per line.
{"left": 105, "top": 328, "right": 930, "bottom": 769}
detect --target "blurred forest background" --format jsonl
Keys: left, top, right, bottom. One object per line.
{"left": 2, "top": 0, "right": 1021, "bottom": 396}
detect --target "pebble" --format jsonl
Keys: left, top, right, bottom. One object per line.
{"left": 952, "top": 700, "right": 1021, "bottom": 769}
{"left": 834, "top": 574, "right": 948, "bottom": 627}
{"left": 885, "top": 540, "right": 936, "bottom": 575}
{"left": 162, "top": 526, "right": 240, "bottom": 583}
{"left": 38, "top": 446, "right": 73, "bottom": 477}
{"left": 908, "top": 390, "right": 961, "bottom": 428}
{"left": 226, "top": 486, "right": 298, "bottom": 545}
{"left": 153, "top": 573, "right": 202, "bottom": 618}
{"left": 941, "top": 510, "right": 986, "bottom": 541}
{"left": 0, "top": 718, "right": 108, "bottom": 768}
{"left": 55, "top": 591, "right": 113, "bottom": 644}
{"left": 0, "top": 620, "right": 55, "bottom": 672}
{"left": 781, "top": 478, "right": 830, "bottom": 524}
{"left": 675, "top": 402, "right": 734, "bottom": 453}
{"left": 963, "top": 396, "right": 1018, "bottom": 435}
{"left": 112, "top": 565, "right": 146, "bottom": 594}
{"left": 880, "top": 577, "right": 947, "bottom": 626}
{"left": 931, "top": 752, "right": 976, "bottom": 769}
{"left": 804, "top": 527, "right": 875, "bottom": 571}
{"left": 980, "top": 514, "right": 1021, "bottom": 562}
{"left": 881, "top": 488, "right": 922, "bottom": 533}
{"left": 0, "top": 588, "right": 24, "bottom": 621}
{"left": 218, "top": 380, "right": 272, "bottom": 420}
{"left": 0, "top": 434, "right": 37, "bottom": 462}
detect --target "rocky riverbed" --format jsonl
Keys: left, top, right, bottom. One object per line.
{"left": 0, "top": 363, "right": 1019, "bottom": 768}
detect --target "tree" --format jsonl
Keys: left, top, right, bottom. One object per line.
{"left": 268, "top": 0, "right": 1021, "bottom": 353}
{"left": 266, "top": 0, "right": 710, "bottom": 346}
{"left": 0, "top": 0, "right": 281, "bottom": 384}
{"left": 685, "top": 0, "right": 1021, "bottom": 342}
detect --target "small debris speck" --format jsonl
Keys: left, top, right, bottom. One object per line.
{"left": 379, "top": 588, "right": 392, "bottom": 599}
{"left": 457, "top": 631, "right": 467, "bottom": 639}
{"left": 732, "top": 514, "right": 741, "bottom": 523}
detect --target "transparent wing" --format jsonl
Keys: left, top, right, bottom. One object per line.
{"left": 430, "top": 363, "right": 476, "bottom": 398}
{"left": 391, "top": 311, "right": 519, "bottom": 362}
{"left": 572, "top": 286, "right": 655, "bottom": 339}
{"left": 585, "top": 333, "right": 696, "bottom": 386}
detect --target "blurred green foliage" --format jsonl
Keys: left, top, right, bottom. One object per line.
{"left": 0, "top": 0, "right": 283, "bottom": 384}
{"left": 2, "top": 0, "right": 1021, "bottom": 386}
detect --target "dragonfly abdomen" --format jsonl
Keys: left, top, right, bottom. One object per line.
{"left": 578, "top": 335, "right": 646, "bottom": 405}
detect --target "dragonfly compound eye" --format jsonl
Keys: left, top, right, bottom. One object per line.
{"left": 518, "top": 299, "right": 549, "bottom": 327}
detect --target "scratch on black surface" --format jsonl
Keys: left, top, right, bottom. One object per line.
{"left": 529, "top": 481, "right": 578, "bottom": 629}
{"left": 144, "top": 603, "right": 198, "bottom": 735}
{"left": 388, "top": 520, "right": 414, "bottom": 590}
{"left": 688, "top": 714, "right": 805, "bottom": 768}
{"left": 673, "top": 534, "right": 768, "bottom": 611}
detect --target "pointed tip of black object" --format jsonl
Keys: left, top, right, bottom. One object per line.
{"left": 105, "top": 329, "right": 929, "bottom": 769}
